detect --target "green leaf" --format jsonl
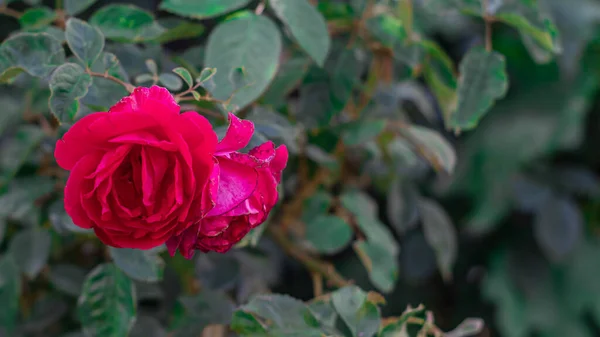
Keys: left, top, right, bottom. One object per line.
{"left": 109, "top": 248, "right": 165, "bottom": 283}
{"left": 8, "top": 227, "right": 52, "bottom": 279}
{"left": 261, "top": 55, "right": 310, "bottom": 106}
{"left": 65, "top": 0, "right": 98, "bottom": 16}
{"left": 90, "top": 4, "right": 165, "bottom": 42}
{"left": 77, "top": 263, "right": 137, "bottom": 337}
{"left": 66, "top": 18, "right": 105, "bottom": 68}
{"left": 239, "top": 294, "right": 320, "bottom": 330}
{"left": 173, "top": 67, "right": 193, "bottom": 88}
{"left": 341, "top": 119, "right": 387, "bottom": 146}
{"left": 387, "top": 178, "right": 420, "bottom": 235}
{"left": 405, "top": 125, "right": 456, "bottom": 174}
{"left": 445, "top": 318, "right": 484, "bottom": 337}
{"left": 0, "top": 33, "right": 66, "bottom": 83}
{"left": 450, "top": 47, "right": 508, "bottom": 131}
{"left": 534, "top": 194, "right": 583, "bottom": 262}
{"left": 418, "top": 198, "right": 457, "bottom": 281}
{"left": 270, "top": 0, "right": 331, "bottom": 66}
{"left": 20, "top": 295, "right": 68, "bottom": 334}
{"left": 493, "top": 1, "right": 560, "bottom": 52}
{"left": 205, "top": 13, "right": 282, "bottom": 109}
{"left": 135, "top": 74, "right": 154, "bottom": 84}
{"left": 301, "top": 190, "right": 333, "bottom": 223}
{"left": 331, "top": 286, "right": 381, "bottom": 337}
{"left": 159, "top": 0, "right": 252, "bottom": 19}
{"left": 197, "top": 67, "right": 217, "bottom": 83}
{"left": 145, "top": 59, "right": 158, "bottom": 75}
{"left": 158, "top": 72, "right": 183, "bottom": 91}
{"left": 156, "top": 18, "right": 204, "bottom": 43}
{"left": 353, "top": 241, "right": 399, "bottom": 293}
{"left": 0, "top": 255, "right": 20, "bottom": 335}
{"left": 305, "top": 215, "right": 353, "bottom": 254}
{"left": 49, "top": 63, "right": 93, "bottom": 123}
{"left": 0, "top": 125, "right": 44, "bottom": 188}
{"left": 421, "top": 40, "right": 457, "bottom": 120}
{"left": 19, "top": 7, "right": 57, "bottom": 29}
{"left": 49, "top": 264, "right": 86, "bottom": 297}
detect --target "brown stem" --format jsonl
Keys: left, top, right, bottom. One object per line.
{"left": 255, "top": 1, "right": 266, "bottom": 15}
{"left": 482, "top": 0, "right": 493, "bottom": 51}
{"left": 0, "top": 6, "right": 22, "bottom": 18}
{"left": 87, "top": 70, "right": 135, "bottom": 93}
{"left": 268, "top": 225, "right": 350, "bottom": 288}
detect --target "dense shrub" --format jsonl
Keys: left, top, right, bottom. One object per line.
{"left": 0, "top": 0, "right": 599, "bottom": 336}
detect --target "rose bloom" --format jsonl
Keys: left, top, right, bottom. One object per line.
{"left": 55, "top": 86, "right": 218, "bottom": 249}
{"left": 166, "top": 113, "right": 288, "bottom": 258}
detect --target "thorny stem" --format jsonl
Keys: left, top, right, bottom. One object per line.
{"left": 0, "top": 6, "right": 21, "bottom": 18}
{"left": 268, "top": 225, "right": 351, "bottom": 288}
{"left": 86, "top": 70, "right": 135, "bottom": 93}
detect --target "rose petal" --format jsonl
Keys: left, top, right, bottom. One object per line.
{"left": 215, "top": 113, "right": 254, "bottom": 154}
{"left": 206, "top": 158, "right": 258, "bottom": 217}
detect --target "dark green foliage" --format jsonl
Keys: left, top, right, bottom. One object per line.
{"left": 0, "top": 0, "right": 599, "bottom": 336}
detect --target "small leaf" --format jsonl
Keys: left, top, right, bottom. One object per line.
{"left": 90, "top": 4, "right": 165, "bottom": 42}
{"left": 0, "top": 255, "right": 20, "bottom": 335}
{"left": 305, "top": 215, "right": 353, "bottom": 254}
{"left": 49, "top": 264, "right": 86, "bottom": 297}
{"left": 0, "top": 32, "right": 66, "bottom": 83}
{"left": 331, "top": 286, "right": 381, "bottom": 337}
{"left": 418, "top": 198, "right": 457, "bottom": 281}
{"left": 341, "top": 119, "right": 387, "bottom": 146}
{"left": 405, "top": 125, "right": 456, "bottom": 174}
{"left": 8, "top": 227, "right": 52, "bottom": 279}
{"left": 270, "top": 0, "right": 331, "bottom": 66}
{"left": 49, "top": 63, "right": 93, "bottom": 123}
{"left": 450, "top": 47, "right": 508, "bottom": 131}
{"left": 387, "top": 178, "right": 420, "bottom": 235}
{"left": 191, "top": 91, "right": 201, "bottom": 100}
{"left": 135, "top": 73, "right": 154, "bottom": 84}
{"left": 445, "top": 318, "right": 485, "bottom": 337}
{"left": 109, "top": 248, "right": 165, "bottom": 282}
{"left": 77, "top": 263, "right": 137, "bottom": 337}
{"left": 197, "top": 67, "right": 217, "bottom": 83}
{"left": 66, "top": 18, "right": 105, "bottom": 68}
{"left": 301, "top": 191, "right": 333, "bottom": 223}
{"left": 65, "top": 0, "right": 98, "bottom": 16}
{"left": 205, "top": 13, "right": 282, "bottom": 109}
{"left": 240, "top": 294, "right": 319, "bottom": 329}
{"left": 261, "top": 55, "right": 310, "bottom": 105}
{"left": 145, "top": 59, "right": 158, "bottom": 75}
{"left": 159, "top": 73, "right": 183, "bottom": 91}
{"left": 19, "top": 7, "right": 56, "bottom": 29}
{"left": 534, "top": 194, "right": 583, "bottom": 262}
{"left": 160, "top": 0, "right": 252, "bottom": 19}
{"left": 173, "top": 67, "right": 193, "bottom": 88}
{"left": 353, "top": 241, "right": 399, "bottom": 293}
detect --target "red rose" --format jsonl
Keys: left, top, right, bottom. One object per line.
{"left": 54, "top": 86, "right": 217, "bottom": 249}
{"left": 166, "top": 113, "right": 288, "bottom": 258}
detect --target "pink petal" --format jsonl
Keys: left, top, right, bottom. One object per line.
{"left": 215, "top": 113, "right": 254, "bottom": 155}
{"left": 109, "top": 86, "right": 179, "bottom": 116}
{"left": 206, "top": 157, "right": 258, "bottom": 217}
{"left": 270, "top": 145, "right": 289, "bottom": 182}
{"left": 177, "top": 111, "right": 218, "bottom": 152}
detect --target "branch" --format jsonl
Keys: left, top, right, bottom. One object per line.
{"left": 268, "top": 225, "right": 350, "bottom": 288}
{"left": 482, "top": 0, "right": 493, "bottom": 51}
{"left": 0, "top": 6, "right": 22, "bottom": 18}
{"left": 87, "top": 70, "right": 135, "bottom": 93}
